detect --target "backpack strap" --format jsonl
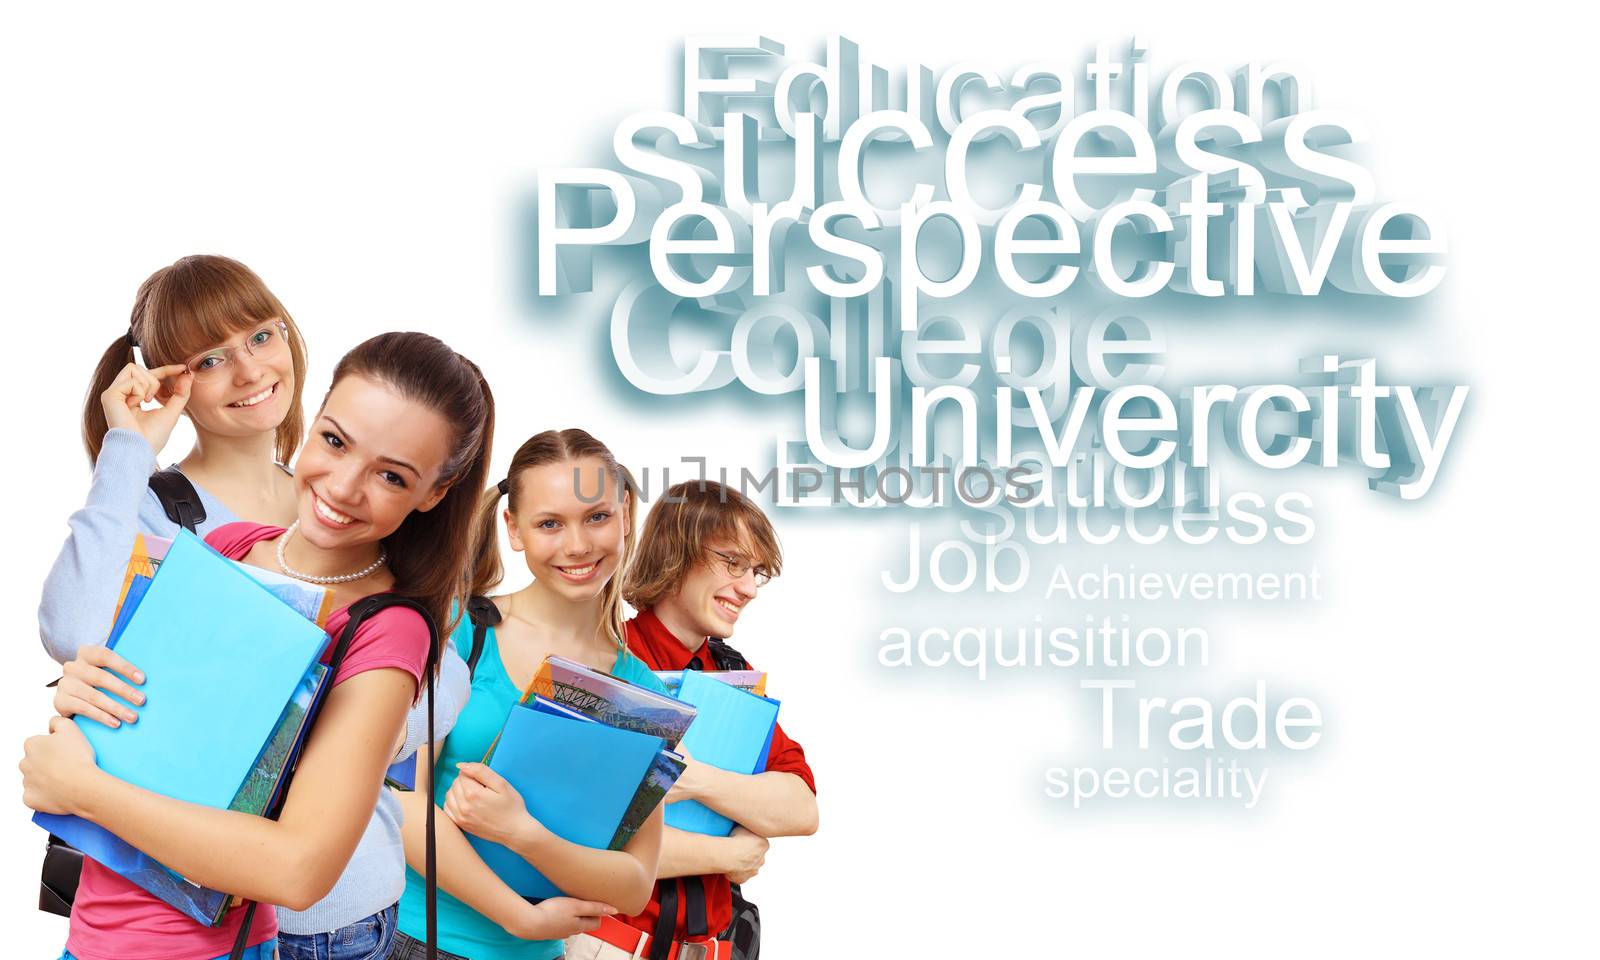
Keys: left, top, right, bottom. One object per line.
{"left": 702, "top": 638, "right": 751, "bottom": 672}
{"left": 649, "top": 878, "right": 681, "bottom": 960}
{"left": 682, "top": 875, "right": 709, "bottom": 939}
{"left": 227, "top": 594, "right": 440, "bottom": 960}
{"left": 147, "top": 466, "right": 205, "bottom": 533}
{"left": 464, "top": 595, "right": 501, "bottom": 680}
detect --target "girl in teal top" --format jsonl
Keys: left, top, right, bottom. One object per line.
{"left": 394, "top": 430, "right": 667, "bottom": 960}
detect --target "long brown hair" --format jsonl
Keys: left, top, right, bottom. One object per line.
{"left": 622, "top": 480, "right": 783, "bottom": 611}
{"left": 468, "top": 429, "right": 638, "bottom": 653}
{"left": 82, "top": 255, "right": 309, "bottom": 463}
{"left": 329, "top": 332, "right": 495, "bottom": 640}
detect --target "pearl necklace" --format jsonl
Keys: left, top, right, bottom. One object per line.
{"left": 274, "top": 521, "right": 387, "bottom": 585}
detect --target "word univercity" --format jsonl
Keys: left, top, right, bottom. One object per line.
{"left": 535, "top": 36, "right": 1465, "bottom": 503}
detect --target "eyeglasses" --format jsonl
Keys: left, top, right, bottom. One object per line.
{"left": 710, "top": 550, "right": 772, "bottom": 587}
{"left": 183, "top": 321, "right": 290, "bottom": 382}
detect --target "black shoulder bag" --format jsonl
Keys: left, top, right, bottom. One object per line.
{"left": 651, "top": 638, "right": 762, "bottom": 960}
{"left": 39, "top": 466, "right": 205, "bottom": 915}
{"left": 703, "top": 638, "right": 762, "bottom": 960}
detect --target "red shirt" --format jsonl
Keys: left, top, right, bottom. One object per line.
{"left": 619, "top": 610, "right": 815, "bottom": 942}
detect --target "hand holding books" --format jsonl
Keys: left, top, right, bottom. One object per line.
{"left": 51, "top": 645, "right": 147, "bottom": 729}
{"left": 29, "top": 529, "right": 339, "bottom": 925}
{"left": 457, "top": 656, "right": 696, "bottom": 899}
{"left": 662, "top": 743, "right": 702, "bottom": 804}
{"left": 444, "top": 762, "right": 536, "bottom": 848}
{"left": 723, "top": 826, "right": 769, "bottom": 885}
{"left": 20, "top": 717, "right": 98, "bottom": 817}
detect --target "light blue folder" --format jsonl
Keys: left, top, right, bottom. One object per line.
{"left": 45, "top": 529, "right": 330, "bottom": 809}
{"left": 469, "top": 703, "right": 663, "bottom": 899}
{"left": 665, "top": 671, "right": 780, "bottom": 836}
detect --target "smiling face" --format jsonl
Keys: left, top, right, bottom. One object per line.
{"left": 506, "top": 456, "right": 630, "bottom": 603}
{"left": 178, "top": 320, "right": 297, "bottom": 441}
{"left": 291, "top": 374, "right": 454, "bottom": 552}
{"left": 654, "top": 535, "right": 764, "bottom": 640}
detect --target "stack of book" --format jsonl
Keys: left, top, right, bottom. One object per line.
{"left": 662, "top": 670, "right": 782, "bottom": 837}
{"left": 653, "top": 669, "right": 767, "bottom": 698}
{"left": 467, "top": 657, "right": 697, "bottom": 899}
{"left": 35, "top": 530, "right": 336, "bottom": 925}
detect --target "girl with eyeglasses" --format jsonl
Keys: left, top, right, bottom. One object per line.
{"left": 38, "top": 259, "right": 472, "bottom": 960}
{"left": 26, "top": 331, "right": 495, "bottom": 960}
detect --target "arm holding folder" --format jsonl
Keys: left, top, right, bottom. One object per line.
{"left": 392, "top": 756, "right": 619, "bottom": 939}
{"left": 445, "top": 760, "right": 662, "bottom": 916}
{"left": 24, "top": 665, "right": 417, "bottom": 911}
{"left": 666, "top": 750, "right": 819, "bottom": 839}
{"left": 655, "top": 823, "right": 772, "bottom": 883}
{"left": 663, "top": 671, "right": 818, "bottom": 841}
{"left": 395, "top": 741, "right": 663, "bottom": 917}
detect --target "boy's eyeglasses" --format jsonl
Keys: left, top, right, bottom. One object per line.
{"left": 183, "top": 321, "right": 290, "bottom": 382}
{"left": 710, "top": 550, "right": 772, "bottom": 587}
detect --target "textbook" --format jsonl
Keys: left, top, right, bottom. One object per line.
{"left": 525, "top": 655, "right": 697, "bottom": 749}
{"left": 37, "top": 663, "right": 330, "bottom": 926}
{"left": 609, "top": 748, "right": 687, "bottom": 850}
{"left": 665, "top": 670, "right": 781, "bottom": 837}
{"left": 654, "top": 669, "right": 768, "bottom": 698}
{"left": 520, "top": 696, "right": 688, "bottom": 850}
{"left": 114, "top": 534, "right": 335, "bottom": 633}
{"left": 35, "top": 529, "right": 334, "bottom": 925}
{"left": 384, "top": 756, "right": 417, "bottom": 791}
{"left": 469, "top": 699, "right": 668, "bottom": 899}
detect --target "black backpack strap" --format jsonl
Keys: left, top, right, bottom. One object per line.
{"left": 649, "top": 879, "right": 680, "bottom": 960}
{"left": 335, "top": 595, "right": 441, "bottom": 680}
{"left": 228, "top": 594, "right": 440, "bottom": 960}
{"left": 702, "top": 638, "right": 751, "bottom": 672}
{"left": 464, "top": 595, "right": 501, "bottom": 680}
{"left": 147, "top": 466, "right": 206, "bottom": 533}
{"left": 682, "top": 875, "right": 709, "bottom": 939}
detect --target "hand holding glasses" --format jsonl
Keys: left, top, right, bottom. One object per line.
{"left": 181, "top": 320, "right": 290, "bottom": 381}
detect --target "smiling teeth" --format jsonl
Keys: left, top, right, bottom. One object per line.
{"left": 717, "top": 598, "right": 741, "bottom": 615}
{"left": 559, "top": 563, "right": 596, "bottom": 576}
{"left": 230, "top": 384, "right": 275, "bottom": 407}
{"left": 314, "top": 494, "right": 355, "bottom": 525}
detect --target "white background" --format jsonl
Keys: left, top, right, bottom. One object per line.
{"left": 2, "top": 2, "right": 1595, "bottom": 957}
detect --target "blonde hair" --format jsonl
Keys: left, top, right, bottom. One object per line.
{"left": 469, "top": 429, "right": 638, "bottom": 652}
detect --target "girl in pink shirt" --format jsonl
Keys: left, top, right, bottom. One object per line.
{"left": 22, "top": 331, "right": 514, "bottom": 960}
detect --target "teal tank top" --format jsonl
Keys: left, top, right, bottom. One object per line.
{"left": 396, "top": 611, "right": 666, "bottom": 960}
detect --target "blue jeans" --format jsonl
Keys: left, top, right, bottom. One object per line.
{"left": 277, "top": 904, "right": 397, "bottom": 960}
{"left": 60, "top": 944, "right": 276, "bottom": 960}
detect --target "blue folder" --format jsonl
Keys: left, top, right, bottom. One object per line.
{"left": 665, "top": 671, "right": 780, "bottom": 836}
{"left": 468, "top": 702, "right": 663, "bottom": 899}
{"left": 35, "top": 529, "right": 330, "bottom": 842}
{"left": 384, "top": 756, "right": 417, "bottom": 791}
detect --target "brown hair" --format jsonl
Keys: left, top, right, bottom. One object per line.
{"left": 622, "top": 480, "right": 782, "bottom": 611}
{"left": 82, "top": 255, "right": 309, "bottom": 463}
{"left": 330, "top": 332, "right": 495, "bottom": 642}
{"left": 468, "top": 429, "right": 638, "bottom": 653}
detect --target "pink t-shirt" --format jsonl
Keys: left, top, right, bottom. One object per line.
{"left": 67, "top": 522, "right": 432, "bottom": 960}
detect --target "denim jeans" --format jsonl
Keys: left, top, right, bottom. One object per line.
{"left": 386, "top": 929, "right": 471, "bottom": 960}
{"left": 277, "top": 904, "right": 397, "bottom": 960}
{"left": 60, "top": 943, "right": 277, "bottom": 960}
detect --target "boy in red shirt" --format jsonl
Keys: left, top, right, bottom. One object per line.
{"left": 565, "top": 480, "right": 817, "bottom": 960}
